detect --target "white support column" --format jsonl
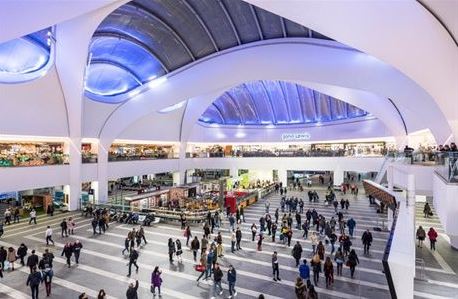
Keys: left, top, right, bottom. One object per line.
{"left": 173, "top": 171, "right": 184, "bottom": 186}
{"left": 230, "top": 167, "right": 238, "bottom": 178}
{"left": 68, "top": 138, "right": 81, "bottom": 211}
{"left": 387, "top": 165, "right": 394, "bottom": 191}
{"left": 407, "top": 174, "right": 416, "bottom": 207}
{"left": 333, "top": 169, "right": 344, "bottom": 186}
{"left": 277, "top": 169, "right": 287, "bottom": 186}
{"left": 90, "top": 181, "right": 99, "bottom": 204}
{"left": 97, "top": 141, "right": 109, "bottom": 203}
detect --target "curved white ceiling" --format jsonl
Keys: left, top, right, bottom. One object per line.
{"left": 98, "top": 39, "right": 450, "bottom": 144}
{"left": 244, "top": 0, "right": 458, "bottom": 140}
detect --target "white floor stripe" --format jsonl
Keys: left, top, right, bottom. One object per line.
{"left": 414, "top": 290, "right": 455, "bottom": 299}
{"left": 426, "top": 279, "right": 458, "bottom": 289}
{"left": 24, "top": 236, "right": 279, "bottom": 299}
{"left": 0, "top": 284, "right": 30, "bottom": 299}
{"left": 3, "top": 215, "right": 84, "bottom": 236}
{"left": 0, "top": 239, "right": 198, "bottom": 299}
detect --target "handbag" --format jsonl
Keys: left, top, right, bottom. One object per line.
{"left": 150, "top": 285, "right": 154, "bottom": 293}
{"left": 195, "top": 264, "right": 205, "bottom": 272}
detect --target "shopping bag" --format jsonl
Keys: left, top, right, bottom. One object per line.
{"left": 3, "top": 261, "right": 9, "bottom": 271}
{"left": 195, "top": 264, "right": 205, "bottom": 272}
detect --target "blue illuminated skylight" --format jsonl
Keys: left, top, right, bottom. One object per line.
{"left": 199, "top": 80, "right": 368, "bottom": 126}
{"left": 0, "top": 28, "right": 53, "bottom": 83}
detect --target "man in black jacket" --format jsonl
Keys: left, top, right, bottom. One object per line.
{"left": 272, "top": 251, "right": 281, "bottom": 281}
{"left": 127, "top": 249, "right": 139, "bottom": 277}
{"left": 27, "top": 266, "right": 43, "bottom": 299}
{"left": 213, "top": 263, "right": 224, "bottom": 296}
{"left": 17, "top": 243, "right": 28, "bottom": 266}
{"left": 235, "top": 227, "right": 242, "bottom": 250}
{"left": 26, "top": 250, "right": 39, "bottom": 273}
{"left": 60, "top": 218, "right": 68, "bottom": 237}
{"left": 361, "top": 229, "right": 373, "bottom": 255}
{"left": 0, "top": 246, "right": 6, "bottom": 270}
{"left": 126, "top": 280, "right": 139, "bottom": 299}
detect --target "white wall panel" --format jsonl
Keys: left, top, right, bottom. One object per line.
{"left": 0, "top": 165, "right": 70, "bottom": 192}
{"left": 107, "top": 159, "right": 180, "bottom": 180}
{"left": 0, "top": 67, "right": 68, "bottom": 136}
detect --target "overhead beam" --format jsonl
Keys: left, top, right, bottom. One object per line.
{"left": 181, "top": 0, "right": 219, "bottom": 52}
{"left": 217, "top": 0, "right": 241, "bottom": 45}
{"left": 249, "top": 5, "right": 264, "bottom": 40}
{"left": 260, "top": 80, "right": 277, "bottom": 124}
{"left": 280, "top": 17, "right": 287, "bottom": 38}
{"left": 242, "top": 83, "right": 261, "bottom": 123}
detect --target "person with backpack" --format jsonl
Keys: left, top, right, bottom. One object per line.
{"left": 417, "top": 226, "right": 426, "bottom": 248}
{"left": 292, "top": 241, "right": 303, "bottom": 267}
{"left": 151, "top": 266, "right": 162, "bottom": 297}
{"left": 423, "top": 203, "right": 432, "bottom": 218}
{"left": 213, "top": 263, "right": 224, "bottom": 297}
{"left": 126, "top": 280, "right": 139, "bottom": 299}
{"left": 227, "top": 264, "right": 237, "bottom": 298}
{"left": 361, "top": 229, "right": 373, "bottom": 255}
{"left": 17, "top": 243, "right": 28, "bottom": 266}
{"left": 26, "top": 266, "right": 43, "bottom": 299}
{"left": 127, "top": 249, "right": 139, "bottom": 277}
{"left": 428, "top": 227, "right": 438, "bottom": 251}
{"left": 38, "top": 252, "right": 54, "bottom": 296}
{"left": 299, "top": 259, "right": 310, "bottom": 281}
{"left": 347, "top": 249, "right": 359, "bottom": 278}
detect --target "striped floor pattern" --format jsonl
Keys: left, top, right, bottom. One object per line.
{"left": 0, "top": 189, "right": 445, "bottom": 299}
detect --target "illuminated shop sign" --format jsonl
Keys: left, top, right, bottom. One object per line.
{"left": 281, "top": 133, "right": 311, "bottom": 141}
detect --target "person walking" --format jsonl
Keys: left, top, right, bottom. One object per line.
{"left": 257, "top": 231, "right": 264, "bottom": 251}
{"left": 308, "top": 285, "right": 318, "bottom": 299}
{"left": 7, "top": 247, "right": 17, "bottom": 271}
{"left": 240, "top": 206, "right": 245, "bottom": 223}
{"left": 428, "top": 227, "right": 438, "bottom": 251}
{"left": 191, "top": 236, "right": 200, "bottom": 261}
{"left": 0, "top": 246, "right": 5, "bottom": 271}
{"left": 292, "top": 241, "right": 303, "bottom": 267}
{"left": 324, "top": 256, "right": 334, "bottom": 288}
{"left": 17, "top": 243, "right": 28, "bottom": 266}
{"left": 175, "top": 239, "right": 183, "bottom": 263}
{"left": 127, "top": 249, "right": 139, "bottom": 277}
{"left": 168, "top": 238, "right": 176, "bottom": 262}
{"left": 310, "top": 253, "right": 321, "bottom": 286}
{"left": 299, "top": 259, "right": 310, "bottom": 281}
{"left": 251, "top": 223, "right": 257, "bottom": 241}
{"left": 272, "top": 251, "right": 281, "bottom": 281}
{"left": 38, "top": 252, "right": 54, "bottom": 296}
{"left": 347, "top": 249, "right": 359, "bottom": 278}
{"left": 126, "top": 280, "right": 139, "bottom": 299}
{"left": 227, "top": 264, "right": 237, "bottom": 298}
{"left": 361, "top": 229, "right": 373, "bottom": 255}
{"left": 196, "top": 251, "right": 208, "bottom": 282}
{"left": 213, "top": 263, "right": 224, "bottom": 297}
{"left": 316, "top": 241, "right": 325, "bottom": 260}
{"left": 91, "top": 217, "right": 98, "bottom": 235}
{"left": 295, "top": 277, "right": 307, "bottom": 299}
{"left": 60, "top": 218, "right": 68, "bottom": 237}
{"left": 122, "top": 236, "right": 130, "bottom": 256}
{"left": 97, "top": 289, "right": 107, "bottom": 299}
{"left": 235, "top": 227, "right": 242, "bottom": 250}
{"left": 27, "top": 250, "right": 39, "bottom": 273}
{"left": 185, "top": 226, "right": 192, "bottom": 246}
{"left": 45, "top": 226, "right": 55, "bottom": 246}
{"left": 151, "top": 266, "right": 162, "bottom": 297}
{"left": 423, "top": 203, "right": 432, "bottom": 218}
{"left": 334, "top": 248, "right": 345, "bottom": 276}
{"left": 29, "top": 209, "right": 37, "bottom": 225}
{"left": 98, "top": 217, "right": 105, "bottom": 234}
{"left": 68, "top": 217, "right": 76, "bottom": 235}
{"left": 231, "top": 230, "right": 236, "bottom": 253}
{"left": 310, "top": 232, "right": 318, "bottom": 255}
{"left": 271, "top": 222, "right": 277, "bottom": 243}
{"left": 26, "top": 266, "right": 43, "bottom": 299}
{"left": 61, "top": 242, "right": 73, "bottom": 268}
{"left": 73, "top": 240, "right": 83, "bottom": 264}
{"left": 416, "top": 226, "right": 426, "bottom": 248}
{"left": 201, "top": 236, "right": 208, "bottom": 256}
{"left": 347, "top": 218, "right": 356, "bottom": 238}
{"left": 138, "top": 226, "right": 147, "bottom": 245}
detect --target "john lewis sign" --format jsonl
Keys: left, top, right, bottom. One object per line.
{"left": 281, "top": 132, "right": 311, "bottom": 141}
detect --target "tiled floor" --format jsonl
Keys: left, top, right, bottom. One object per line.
{"left": 414, "top": 201, "right": 458, "bottom": 299}
{"left": 0, "top": 188, "right": 397, "bottom": 299}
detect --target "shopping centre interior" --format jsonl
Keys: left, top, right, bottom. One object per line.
{"left": 0, "top": 1, "right": 457, "bottom": 299}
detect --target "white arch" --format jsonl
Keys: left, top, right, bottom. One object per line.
{"left": 99, "top": 39, "right": 451, "bottom": 145}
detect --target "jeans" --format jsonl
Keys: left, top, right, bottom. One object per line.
{"left": 430, "top": 240, "right": 436, "bottom": 251}
{"left": 272, "top": 266, "right": 280, "bottom": 279}
{"left": 313, "top": 270, "right": 319, "bottom": 285}
{"left": 363, "top": 243, "right": 370, "bottom": 254}
{"left": 29, "top": 217, "right": 37, "bottom": 225}
{"left": 30, "top": 285, "right": 39, "bottom": 299}
{"left": 74, "top": 251, "right": 80, "bottom": 264}
{"left": 128, "top": 261, "right": 138, "bottom": 276}
{"left": 46, "top": 236, "right": 54, "bottom": 245}
{"left": 231, "top": 241, "right": 235, "bottom": 253}
{"left": 349, "top": 228, "right": 354, "bottom": 237}
{"left": 228, "top": 281, "right": 236, "bottom": 296}
{"left": 213, "top": 280, "right": 223, "bottom": 295}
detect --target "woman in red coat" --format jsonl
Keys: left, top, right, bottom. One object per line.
{"left": 427, "top": 227, "right": 438, "bottom": 251}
